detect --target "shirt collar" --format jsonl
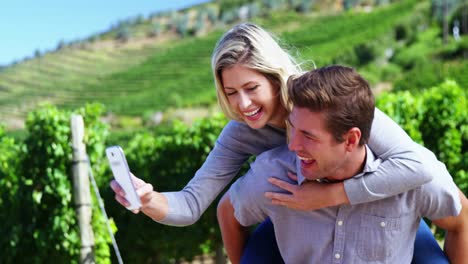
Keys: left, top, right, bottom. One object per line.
{"left": 295, "top": 145, "right": 381, "bottom": 185}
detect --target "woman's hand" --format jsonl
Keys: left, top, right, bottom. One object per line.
{"left": 264, "top": 172, "right": 350, "bottom": 211}
{"left": 110, "top": 173, "right": 168, "bottom": 220}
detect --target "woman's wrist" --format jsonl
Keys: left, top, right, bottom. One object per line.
{"left": 330, "top": 182, "right": 350, "bottom": 206}
{"left": 142, "top": 191, "right": 169, "bottom": 221}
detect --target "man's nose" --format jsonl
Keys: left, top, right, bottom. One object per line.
{"left": 288, "top": 130, "right": 301, "bottom": 152}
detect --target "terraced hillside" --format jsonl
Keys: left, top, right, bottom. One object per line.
{"left": 1, "top": 0, "right": 465, "bottom": 130}
{"left": 0, "top": 40, "right": 167, "bottom": 128}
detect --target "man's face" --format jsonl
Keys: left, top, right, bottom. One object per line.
{"left": 287, "top": 106, "right": 349, "bottom": 181}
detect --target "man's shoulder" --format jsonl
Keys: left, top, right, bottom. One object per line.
{"left": 414, "top": 161, "right": 462, "bottom": 219}
{"left": 235, "top": 145, "right": 296, "bottom": 196}
{"left": 251, "top": 145, "right": 296, "bottom": 174}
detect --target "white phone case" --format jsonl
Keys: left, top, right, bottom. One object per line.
{"left": 106, "top": 146, "right": 141, "bottom": 210}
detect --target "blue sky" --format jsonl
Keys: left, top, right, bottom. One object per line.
{"left": 0, "top": 0, "right": 210, "bottom": 66}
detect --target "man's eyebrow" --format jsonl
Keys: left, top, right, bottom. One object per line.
{"left": 301, "top": 129, "right": 316, "bottom": 138}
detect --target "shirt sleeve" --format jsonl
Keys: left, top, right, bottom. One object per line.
{"left": 344, "top": 108, "right": 434, "bottom": 205}
{"left": 229, "top": 173, "right": 269, "bottom": 226}
{"left": 229, "top": 145, "right": 295, "bottom": 226}
{"left": 417, "top": 148, "right": 461, "bottom": 219}
{"left": 157, "top": 121, "right": 285, "bottom": 226}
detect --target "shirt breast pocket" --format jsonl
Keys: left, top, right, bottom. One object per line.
{"left": 357, "top": 213, "right": 402, "bottom": 262}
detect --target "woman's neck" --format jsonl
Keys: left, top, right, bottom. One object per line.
{"left": 267, "top": 108, "right": 288, "bottom": 129}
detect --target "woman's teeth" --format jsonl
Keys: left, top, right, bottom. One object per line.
{"left": 244, "top": 108, "right": 261, "bottom": 117}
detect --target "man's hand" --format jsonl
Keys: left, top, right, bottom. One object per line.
{"left": 264, "top": 172, "right": 349, "bottom": 210}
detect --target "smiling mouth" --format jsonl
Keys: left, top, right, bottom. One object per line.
{"left": 297, "top": 155, "right": 316, "bottom": 166}
{"left": 244, "top": 107, "right": 261, "bottom": 117}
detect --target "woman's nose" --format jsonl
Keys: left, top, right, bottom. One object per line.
{"left": 238, "top": 92, "right": 252, "bottom": 109}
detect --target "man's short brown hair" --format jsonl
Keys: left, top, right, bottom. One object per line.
{"left": 287, "top": 65, "right": 375, "bottom": 145}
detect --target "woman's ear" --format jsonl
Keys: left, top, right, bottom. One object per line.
{"left": 344, "top": 127, "right": 362, "bottom": 152}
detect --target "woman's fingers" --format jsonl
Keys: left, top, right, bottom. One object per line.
{"left": 287, "top": 171, "right": 298, "bottom": 181}
{"left": 110, "top": 179, "right": 126, "bottom": 196}
{"left": 268, "top": 177, "right": 297, "bottom": 193}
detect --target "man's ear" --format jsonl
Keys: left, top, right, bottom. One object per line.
{"left": 344, "top": 127, "right": 361, "bottom": 152}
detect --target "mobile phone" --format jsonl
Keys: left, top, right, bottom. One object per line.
{"left": 106, "top": 146, "right": 142, "bottom": 210}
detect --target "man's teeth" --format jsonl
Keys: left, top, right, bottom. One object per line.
{"left": 298, "top": 155, "right": 314, "bottom": 161}
{"left": 244, "top": 108, "right": 261, "bottom": 117}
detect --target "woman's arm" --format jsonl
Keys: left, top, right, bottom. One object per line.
{"left": 266, "top": 108, "right": 434, "bottom": 209}
{"left": 343, "top": 108, "right": 433, "bottom": 204}
{"left": 110, "top": 120, "right": 286, "bottom": 226}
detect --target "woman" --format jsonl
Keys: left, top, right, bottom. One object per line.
{"left": 111, "top": 23, "right": 449, "bottom": 263}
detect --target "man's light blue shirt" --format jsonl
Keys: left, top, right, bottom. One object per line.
{"left": 229, "top": 145, "right": 461, "bottom": 263}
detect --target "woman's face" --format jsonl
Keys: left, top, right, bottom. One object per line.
{"left": 221, "top": 64, "right": 286, "bottom": 129}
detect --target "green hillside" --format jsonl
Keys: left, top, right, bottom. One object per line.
{"left": 0, "top": 0, "right": 466, "bottom": 131}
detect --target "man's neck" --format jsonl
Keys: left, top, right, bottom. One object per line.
{"left": 326, "top": 146, "right": 367, "bottom": 182}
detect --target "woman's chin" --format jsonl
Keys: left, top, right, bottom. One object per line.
{"left": 243, "top": 112, "right": 267, "bottom": 129}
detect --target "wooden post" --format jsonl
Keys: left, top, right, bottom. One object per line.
{"left": 71, "top": 114, "right": 95, "bottom": 264}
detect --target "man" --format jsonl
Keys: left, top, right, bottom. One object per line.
{"left": 226, "top": 65, "right": 468, "bottom": 263}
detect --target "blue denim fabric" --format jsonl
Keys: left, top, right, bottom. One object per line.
{"left": 241, "top": 218, "right": 284, "bottom": 264}
{"left": 241, "top": 218, "right": 448, "bottom": 264}
{"left": 412, "top": 219, "right": 449, "bottom": 264}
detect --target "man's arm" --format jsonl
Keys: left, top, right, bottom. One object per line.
{"left": 432, "top": 190, "right": 468, "bottom": 264}
{"left": 217, "top": 193, "right": 249, "bottom": 264}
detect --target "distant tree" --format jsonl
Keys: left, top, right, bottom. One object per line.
{"left": 344, "top": 0, "right": 360, "bottom": 10}
{"left": 218, "top": 0, "right": 252, "bottom": 16}
{"left": 296, "top": 0, "right": 314, "bottom": 13}
{"left": 221, "top": 8, "right": 239, "bottom": 24}
{"left": 247, "top": 3, "right": 261, "bottom": 18}
{"left": 134, "top": 14, "right": 144, "bottom": 25}
{"left": 148, "top": 22, "right": 162, "bottom": 37}
{"left": 116, "top": 26, "right": 131, "bottom": 42}
{"left": 206, "top": 6, "right": 219, "bottom": 24}
{"left": 449, "top": 2, "right": 468, "bottom": 35}
{"left": 431, "top": 0, "right": 460, "bottom": 43}
{"left": 194, "top": 10, "right": 206, "bottom": 35}
{"left": 376, "top": 0, "right": 390, "bottom": 5}
{"left": 173, "top": 13, "right": 190, "bottom": 37}
{"left": 263, "top": 0, "right": 287, "bottom": 10}
{"left": 463, "top": 3, "right": 467, "bottom": 34}
{"left": 34, "top": 49, "right": 41, "bottom": 58}
{"left": 88, "top": 35, "right": 98, "bottom": 43}
{"left": 56, "top": 40, "right": 65, "bottom": 51}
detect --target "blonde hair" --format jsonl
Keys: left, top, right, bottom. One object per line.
{"left": 211, "top": 22, "right": 302, "bottom": 121}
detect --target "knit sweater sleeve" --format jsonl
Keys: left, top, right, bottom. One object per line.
{"left": 157, "top": 120, "right": 286, "bottom": 226}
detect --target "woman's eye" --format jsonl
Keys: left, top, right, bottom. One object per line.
{"left": 226, "top": 91, "right": 237, "bottom": 96}
{"left": 248, "top": 85, "right": 259, "bottom": 91}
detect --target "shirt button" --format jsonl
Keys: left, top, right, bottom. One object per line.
{"left": 337, "top": 220, "right": 343, "bottom": 226}
{"left": 335, "top": 253, "right": 341, "bottom": 259}
{"left": 380, "top": 221, "right": 386, "bottom": 227}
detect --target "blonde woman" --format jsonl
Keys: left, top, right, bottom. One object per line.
{"left": 111, "top": 23, "right": 449, "bottom": 263}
